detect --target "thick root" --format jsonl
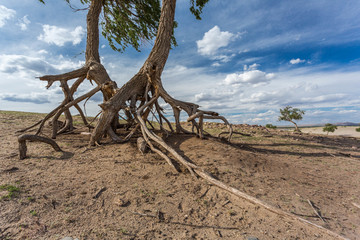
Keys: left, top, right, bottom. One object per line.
{"left": 18, "top": 134, "right": 63, "bottom": 160}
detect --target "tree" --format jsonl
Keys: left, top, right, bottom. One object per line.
{"left": 278, "top": 106, "right": 305, "bottom": 132}
{"left": 322, "top": 123, "right": 337, "bottom": 135}
{"left": 19, "top": 0, "right": 232, "bottom": 177}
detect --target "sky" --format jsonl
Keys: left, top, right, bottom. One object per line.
{"left": 1, "top": 0, "right": 360, "bottom": 126}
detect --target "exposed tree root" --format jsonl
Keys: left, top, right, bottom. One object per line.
{"left": 130, "top": 77, "right": 345, "bottom": 239}
{"left": 17, "top": 0, "right": 346, "bottom": 238}
{"left": 18, "top": 134, "right": 63, "bottom": 160}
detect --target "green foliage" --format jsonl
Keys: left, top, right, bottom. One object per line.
{"left": 322, "top": 123, "right": 337, "bottom": 134}
{"left": 38, "top": 0, "right": 208, "bottom": 53}
{"left": 39, "top": 0, "right": 163, "bottom": 52}
{"left": 190, "top": 0, "right": 210, "bottom": 20}
{"left": 102, "top": 0, "right": 162, "bottom": 52}
{"left": 39, "top": 0, "right": 89, "bottom": 5}
{"left": 0, "top": 184, "right": 20, "bottom": 200}
{"left": 265, "top": 124, "right": 277, "bottom": 129}
{"left": 278, "top": 106, "right": 305, "bottom": 122}
{"left": 356, "top": 127, "right": 360, "bottom": 132}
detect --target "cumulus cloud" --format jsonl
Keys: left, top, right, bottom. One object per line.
{"left": 197, "top": 26, "right": 235, "bottom": 56}
{"left": 290, "top": 58, "right": 306, "bottom": 64}
{"left": 38, "top": 25, "right": 85, "bottom": 46}
{"left": 0, "top": 54, "right": 82, "bottom": 76}
{"left": 0, "top": 5, "right": 16, "bottom": 27}
{"left": 196, "top": 26, "right": 240, "bottom": 63}
{"left": 17, "top": 15, "right": 30, "bottom": 31}
{"left": 223, "top": 69, "right": 275, "bottom": 86}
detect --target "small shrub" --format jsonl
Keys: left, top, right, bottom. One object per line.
{"left": 0, "top": 184, "right": 20, "bottom": 200}
{"left": 266, "top": 124, "right": 277, "bottom": 129}
{"left": 30, "top": 210, "right": 37, "bottom": 216}
{"left": 356, "top": 127, "right": 360, "bottom": 132}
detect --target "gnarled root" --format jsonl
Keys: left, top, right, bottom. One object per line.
{"left": 18, "top": 63, "right": 114, "bottom": 138}
{"left": 132, "top": 84, "right": 346, "bottom": 240}
{"left": 18, "top": 134, "right": 63, "bottom": 160}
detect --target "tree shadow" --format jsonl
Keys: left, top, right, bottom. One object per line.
{"left": 228, "top": 141, "right": 360, "bottom": 159}
{"left": 29, "top": 151, "right": 74, "bottom": 160}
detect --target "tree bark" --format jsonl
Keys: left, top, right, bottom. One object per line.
{"left": 86, "top": 0, "right": 102, "bottom": 63}
{"left": 90, "top": 0, "right": 177, "bottom": 145}
{"left": 291, "top": 121, "right": 300, "bottom": 132}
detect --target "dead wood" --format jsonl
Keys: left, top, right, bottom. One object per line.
{"left": 352, "top": 202, "right": 360, "bottom": 209}
{"left": 19, "top": 1, "right": 347, "bottom": 238}
{"left": 38, "top": 67, "right": 88, "bottom": 84}
{"left": 307, "top": 199, "right": 327, "bottom": 223}
{"left": 219, "top": 131, "right": 251, "bottom": 137}
{"left": 18, "top": 134, "right": 63, "bottom": 160}
{"left": 93, "top": 187, "right": 107, "bottom": 199}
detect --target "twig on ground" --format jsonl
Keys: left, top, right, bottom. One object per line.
{"left": 93, "top": 187, "right": 107, "bottom": 199}
{"left": 352, "top": 202, "right": 360, "bottom": 209}
{"left": 307, "top": 199, "right": 327, "bottom": 223}
{"left": 290, "top": 211, "right": 331, "bottom": 220}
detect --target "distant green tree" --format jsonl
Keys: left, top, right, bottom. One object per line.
{"left": 322, "top": 123, "right": 337, "bottom": 135}
{"left": 265, "top": 124, "right": 277, "bottom": 129}
{"left": 278, "top": 106, "right": 305, "bottom": 132}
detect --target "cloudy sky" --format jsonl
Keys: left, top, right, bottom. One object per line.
{"left": 1, "top": 0, "right": 360, "bottom": 126}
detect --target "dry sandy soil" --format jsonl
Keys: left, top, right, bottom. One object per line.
{"left": 301, "top": 126, "right": 360, "bottom": 138}
{"left": 0, "top": 110, "right": 359, "bottom": 240}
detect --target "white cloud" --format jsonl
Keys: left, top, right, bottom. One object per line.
{"left": 290, "top": 58, "right": 306, "bottom": 64}
{"left": 338, "top": 110, "right": 357, "bottom": 114}
{"left": 196, "top": 26, "right": 236, "bottom": 56}
{"left": 0, "top": 5, "right": 16, "bottom": 28}
{"left": 257, "top": 110, "right": 276, "bottom": 117}
{"left": 17, "top": 15, "right": 30, "bottom": 31}
{"left": 0, "top": 54, "right": 83, "bottom": 76}
{"left": 38, "top": 50, "right": 48, "bottom": 55}
{"left": 251, "top": 118, "right": 263, "bottom": 122}
{"left": 300, "top": 93, "right": 347, "bottom": 104}
{"left": 38, "top": 25, "right": 85, "bottom": 46}
{"left": 224, "top": 69, "right": 275, "bottom": 86}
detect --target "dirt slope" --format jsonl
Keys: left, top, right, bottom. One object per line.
{"left": 0, "top": 111, "right": 359, "bottom": 239}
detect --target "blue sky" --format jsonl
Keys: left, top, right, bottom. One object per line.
{"left": 1, "top": 0, "right": 360, "bottom": 126}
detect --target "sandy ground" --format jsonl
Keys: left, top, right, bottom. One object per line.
{"left": 0, "top": 111, "right": 360, "bottom": 239}
{"left": 301, "top": 126, "right": 360, "bottom": 138}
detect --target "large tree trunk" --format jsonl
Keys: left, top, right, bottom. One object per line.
{"left": 85, "top": 0, "right": 101, "bottom": 63}
{"left": 23, "top": 0, "right": 232, "bottom": 161}
{"left": 90, "top": 0, "right": 177, "bottom": 145}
